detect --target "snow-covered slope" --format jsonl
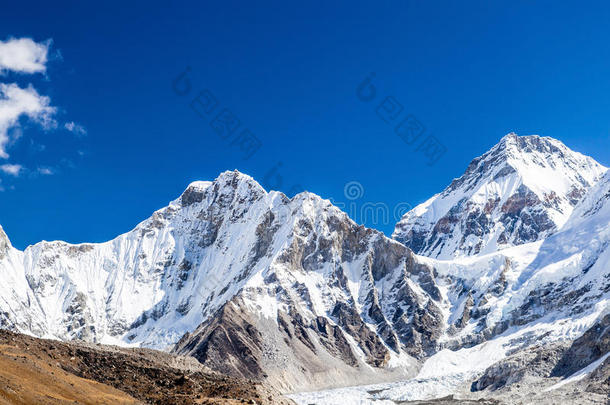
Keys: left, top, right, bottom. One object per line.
{"left": 393, "top": 133, "right": 606, "bottom": 259}
{"left": 0, "top": 171, "right": 444, "bottom": 392}
{"left": 1, "top": 174, "right": 280, "bottom": 347}
{"left": 292, "top": 170, "right": 610, "bottom": 403}
{"left": 1, "top": 134, "right": 608, "bottom": 400}
{"left": 429, "top": 169, "right": 610, "bottom": 355}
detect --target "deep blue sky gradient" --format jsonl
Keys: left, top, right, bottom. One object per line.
{"left": 2, "top": 1, "right": 610, "bottom": 249}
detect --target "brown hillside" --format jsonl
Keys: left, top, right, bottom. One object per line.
{"left": 0, "top": 330, "right": 293, "bottom": 405}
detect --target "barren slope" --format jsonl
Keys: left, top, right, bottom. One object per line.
{"left": 0, "top": 330, "right": 293, "bottom": 405}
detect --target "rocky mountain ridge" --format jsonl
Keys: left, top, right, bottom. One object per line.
{"left": 0, "top": 170, "right": 445, "bottom": 392}
{"left": 0, "top": 134, "right": 608, "bottom": 402}
{"left": 291, "top": 169, "right": 610, "bottom": 403}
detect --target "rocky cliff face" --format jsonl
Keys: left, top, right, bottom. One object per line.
{"left": 0, "top": 170, "right": 445, "bottom": 392}
{"left": 170, "top": 172, "right": 449, "bottom": 391}
{"left": 393, "top": 133, "right": 606, "bottom": 259}
{"left": 1, "top": 135, "right": 608, "bottom": 400}
{"left": 293, "top": 168, "right": 610, "bottom": 405}
{"left": 291, "top": 169, "right": 610, "bottom": 403}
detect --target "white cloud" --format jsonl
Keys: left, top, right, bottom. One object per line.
{"left": 0, "top": 36, "right": 82, "bottom": 190}
{"left": 0, "top": 83, "right": 57, "bottom": 158}
{"left": 0, "top": 163, "right": 22, "bottom": 176}
{"left": 0, "top": 37, "right": 50, "bottom": 74}
{"left": 37, "top": 167, "right": 53, "bottom": 175}
{"left": 64, "top": 121, "right": 86, "bottom": 136}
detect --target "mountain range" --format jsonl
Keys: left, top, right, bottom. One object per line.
{"left": 0, "top": 134, "right": 608, "bottom": 404}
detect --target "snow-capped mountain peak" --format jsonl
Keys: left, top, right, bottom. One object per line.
{"left": 393, "top": 133, "right": 606, "bottom": 259}
{"left": 1, "top": 137, "right": 608, "bottom": 399}
{"left": 0, "top": 169, "right": 442, "bottom": 391}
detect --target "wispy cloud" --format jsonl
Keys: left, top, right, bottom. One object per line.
{"left": 0, "top": 37, "right": 50, "bottom": 75}
{"left": 0, "top": 163, "right": 22, "bottom": 176}
{"left": 0, "top": 83, "right": 57, "bottom": 158}
{"left": 37, "top": 167, "right": 53, "bottom": 175}
{"left": 64, "top": 121, "right": 86, "bottom": 136}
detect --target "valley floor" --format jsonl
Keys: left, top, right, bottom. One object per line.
{"left": 288, "top": 362, "right": 609, "bottom": 405}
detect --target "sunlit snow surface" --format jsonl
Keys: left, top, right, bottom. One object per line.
{"left": 393, "top": 134, "right": 607, "bottom": 259}
{"left": 292, "top": 171, "right": 610, "bottom": 404}
{"left": 0, "top": 160, "right": 608, "bottom": 404}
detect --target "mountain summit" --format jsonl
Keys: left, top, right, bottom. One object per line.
{"left": 0, "top": 170, "right": 441, "bottom": 391}
{"left": 393, "top": 133, "right": 607, "bottom": 259}
{"left": 0, "top": 136, "right": 608, "bottom": 402}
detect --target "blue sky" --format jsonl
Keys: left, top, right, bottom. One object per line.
{"left": 1, "top": 1, "right": 609, "bottom": 249}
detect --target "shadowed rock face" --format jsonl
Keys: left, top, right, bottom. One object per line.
{"left": 173, "top": 298, "right": 265, "bottom": 381}
{"left": 173, "top": 298, "right": 369, "bottom": 382}
{"left": 471, "top": 314, "right": 610, "bottom": 394}
{"left": 585, "top": 357, "right": 610, "bottom": 396}
{"left": 496, "top": 185, "right": 556, "bottom": 245}
{"left": 551, "top": 314, "right": 610, "bottom": 378}
{"left": 471, "top": 342, "right": 570, "bottom": 392}
{"left": 172, "top": 190, "right": 445, "bottom": 391}
{"left": 331, "top": 301, "right": 390, "bottom": 367}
